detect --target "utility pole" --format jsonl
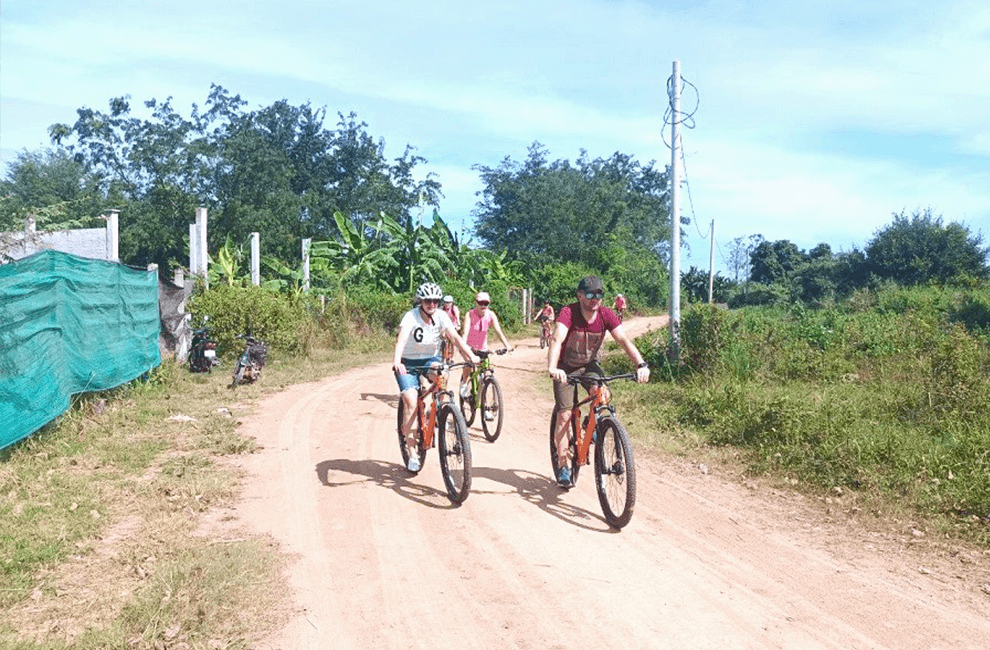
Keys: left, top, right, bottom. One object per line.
{"left": 669, "top": 60, "right": 682, "bottom": 363}
{"left": 708, "top": 220, "right": 715, "bottom": 303}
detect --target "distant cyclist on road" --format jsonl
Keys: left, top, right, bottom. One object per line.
{"left": 547, "top": 276, "right": 649, "bottom": 486}
{"left": 393, "top": 282, "right": 479, "bottom": 472}
{"left": 538, "top": 300, "right": 555, "bottom": 323}
{"left": 460, "top": 291, "right": 514, "bottom": 397}
{"left": 441, "top": 294, "right": 460, "bottom": 327}
{"left": 613, "top": 293, "right": 628, "bottom": 321}
{"left": 537, "top": 300, "right": 555, "bottom": 349}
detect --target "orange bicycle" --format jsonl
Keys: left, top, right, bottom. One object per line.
{"left": 550, "top": 371, "right": 638, "bottom": 528}
{"left": 397, "top": 359, "right": 473, "bottom": 504}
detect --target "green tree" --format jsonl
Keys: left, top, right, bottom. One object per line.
{"left": 472, "top": 142, "right": 671, "bottom": 303}
{"left": 45, "top": 85, "right": 443, "bottom": 272}
{"left": 749, "top": 239, "right": 804, "bottom": 285}
{"left": 682, "top": 265, "right": 735, "bottom": 303}
{"left": 0, "top": 148, "right": 103, "bottom": 231}
{"left": 727, "top": 234, "right": 763, "bottom": 283}
{"left": 865, "top": 208, "right": 989, "bottom": 284}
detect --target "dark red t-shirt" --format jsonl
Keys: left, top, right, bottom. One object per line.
{"left": 556, "top": 303, "right": 621, "bottom": 370}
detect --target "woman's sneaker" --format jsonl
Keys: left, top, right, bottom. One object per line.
{"left": 556, "top": 466, "right": 571, "bottom": 488}
{"left": 407, "top": 453, "right": 421, "bottom": 473}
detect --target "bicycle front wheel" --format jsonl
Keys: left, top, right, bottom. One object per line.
{"left": 549, "top": 408, "right": 580, "bottom": 487}
{"left": 438, "top": 403, "right": 472, "bottom": 504}
{"left": 397, "top": 397, "right": 427, "bottom": 474}
{"left": 480, "top": 375, "right": 504, "bottom": 442}
{"left": 459, "top": 388, "right": 476, "bottom": 427}
{"left": 594, "top": 416, "right": 637, "bottom": 529}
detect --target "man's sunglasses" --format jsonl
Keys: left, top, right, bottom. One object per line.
{"left": 582, "top": 291, "right": 604, "bottom": 300}
{"left": 476, "top": 300, "right": 490, "bottom": 306}
{"left": 422, "top": 298, "right": 441, "bottom": 305}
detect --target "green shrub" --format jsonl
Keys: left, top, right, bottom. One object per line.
{"left": 188, "top": 284, "right": 309, "bottom": 358}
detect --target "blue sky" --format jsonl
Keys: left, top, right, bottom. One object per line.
{"left": 2, "top": 0, "right": 988, "bottom": 275}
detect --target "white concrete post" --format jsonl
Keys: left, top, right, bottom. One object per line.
{"left": 251, "top": 232, "right": 260, "bottom": 286}
{"left": 302, "top": 238, "right": 312, "bottom": 291}
{"left": 105, "top": 210, "right": 120, "bottom": 262}
{"left": 195, "top": 207, "right": 209, "bottom": 289}
{"left": 189, "top": 224, "right": 198, "bottom": 277}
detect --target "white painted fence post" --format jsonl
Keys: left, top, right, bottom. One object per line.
{"left": 251, "top": 232, "right": 260, "bottom": 286}
{"left": 302, "top": 238, "right": 311, "bottom": 291}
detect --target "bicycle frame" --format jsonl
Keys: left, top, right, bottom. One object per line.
{"left": 408, "top": 363, "right": 457, "bottom": 448}
{"left": 465, "top": 349, "right": 505, "bottom": 400}
{"left": 567, "top": 373, "right": 635, "bottom": 465}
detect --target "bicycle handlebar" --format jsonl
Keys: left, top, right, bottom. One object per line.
{"left": 472, "top": 348, "right": 509, "bottom": 359}
{"left": 565, "top": 371, "right": 637, "bottom": 385}
{"left": 403, "top": 359, "right": 470, "bottom": 376}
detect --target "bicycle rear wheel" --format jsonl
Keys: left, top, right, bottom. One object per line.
{"left": 549, "top": 408, "right": 580, "bottom": 487}
{"left": 594, "top": 416, "right": 636, "bottom": 529}
{"left": 480, "top": 375, "right": 504, "bottom": 442}
{"left": 396, "top": 397, "right": 427, "bottom": 473}
{"left": 438, "top": 403, "right": 472, "bottom": 504}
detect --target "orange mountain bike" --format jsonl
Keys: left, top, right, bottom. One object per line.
{"left": 397, "top": 359, "right": 473, "bottom": 504}
{"left": 550, "top": 371, "right": 638, "bottom": 529}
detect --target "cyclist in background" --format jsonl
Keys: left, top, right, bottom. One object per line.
{"left": 441, "top": 294, "right": 460, "bottom": 327}
{"left": 393, "top": 282, "right": 479, "bottom": 472}
{"left": 538, "top": 300, "right": 555, "bottom": 323}
{"left": 613, "top": 293, "right": 628, "bottom": 321}
{"left": 460, "top": 291, "right": 514, "bottom": 398}
{"left": 537, "top": 300, "right": 555, "bottom": 348}
{"left": 547, "top": 276, "right": 649, "bottom": 486}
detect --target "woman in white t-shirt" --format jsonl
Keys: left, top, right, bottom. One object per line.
{"left": 392, "top": 282, "right": 478, "bottom": 472}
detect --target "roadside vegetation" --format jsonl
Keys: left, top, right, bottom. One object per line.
{"left": 606, "top": 283, "right": 990, "bottom": 546}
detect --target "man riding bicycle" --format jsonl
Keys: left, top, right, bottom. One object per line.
{"left": 547, "top": 276, "right": 649, "bottom": 486}
{"left": 393, "top": 282, "right": 479, "bottom": 472}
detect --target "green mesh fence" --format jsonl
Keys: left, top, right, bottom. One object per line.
{"left": 0, "top": 250, "right": 161, "bottom": 449}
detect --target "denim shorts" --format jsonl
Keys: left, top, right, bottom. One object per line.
{"left": 395, "top": 356, "right": 441, "bottom": 392}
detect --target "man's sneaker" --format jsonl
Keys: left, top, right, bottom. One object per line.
{"left": 407, "top": 453, "right": 421, "bottom": 473}
{"left": 460, "top": 383, "right": 470, "bottom": 399}
{"left": 484, "top": 410, "right": 495, "bottom": 421}
{"left": 556, "top": 466, "right": 572, "bottom": 487}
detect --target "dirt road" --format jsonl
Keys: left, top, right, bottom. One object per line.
{"left": 229, "top": 315, "right": 990, "bottom": 650}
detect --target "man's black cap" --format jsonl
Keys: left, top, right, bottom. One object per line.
{"left": 577, "top": 276, "right": 604, "bottom": 293}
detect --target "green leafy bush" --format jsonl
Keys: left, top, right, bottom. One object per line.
{"left": 188, "top": 284, "right": 309, "bottom": 357}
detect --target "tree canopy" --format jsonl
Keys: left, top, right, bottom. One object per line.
{"left": 36, "top": 85, "right": 441, "bottom": 270}
{"left": 865, "top": 208, "right": 989, "bottom": 284}
{"left": 472, "top": 142, "right": 673, "bottom": 303}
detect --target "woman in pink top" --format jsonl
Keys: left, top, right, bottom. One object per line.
{"left": 460, "top": 291, "right": 514, "bottom": 392}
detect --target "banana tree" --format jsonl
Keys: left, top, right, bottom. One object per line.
{"left": 369, "top": 212, "right": 445, "bottom": 292}
{"left": 208, "top": 235, "right": 245, "bottom": 286}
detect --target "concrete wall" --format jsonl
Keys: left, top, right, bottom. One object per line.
{"left": 2, "top": 211, "right": 119, "bottom": 263}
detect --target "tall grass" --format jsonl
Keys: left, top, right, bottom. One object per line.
{"left": 631, "top": 284, "right": 990, "bottom": 543}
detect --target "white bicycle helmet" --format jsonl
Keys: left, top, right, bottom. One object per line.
{"left": 416, "top": 282, "right": 443, "bottom": 301}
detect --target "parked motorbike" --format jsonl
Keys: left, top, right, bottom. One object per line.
{"left": 229, "top": 333, "right": 268, "bottom": 387}
{"left": 189, "top": 318, "right": 220, "bottom": 373}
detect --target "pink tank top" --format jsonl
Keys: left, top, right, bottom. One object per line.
{"left": 465, "top": 309, "right": 494, "bottom": 350}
